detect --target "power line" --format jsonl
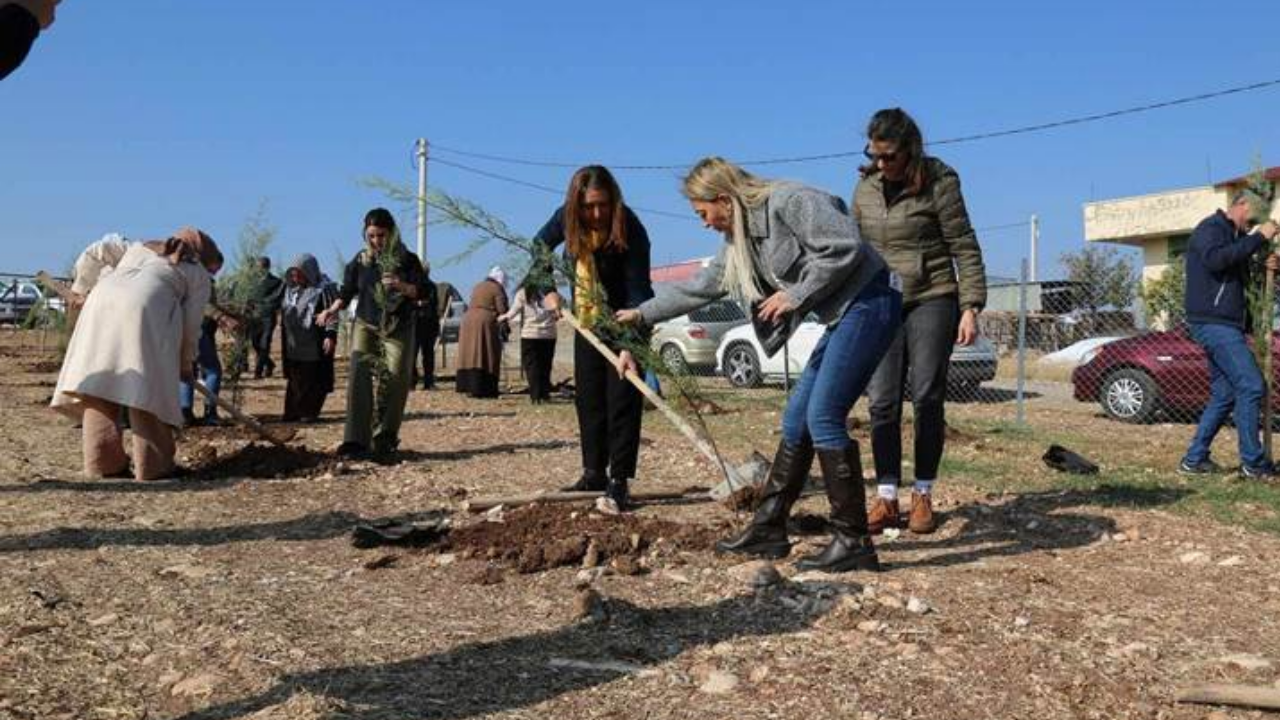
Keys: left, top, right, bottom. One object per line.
{"left": 429, "top": 156, "right": 698, "bottom": 222}
{"left": 430, "top": 77, "right": 1280, "bottom": 170}
{"left": 430, "top": 155, "right": 1030, "bottom": 233}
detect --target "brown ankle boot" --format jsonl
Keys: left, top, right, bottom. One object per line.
{"left": 907, "top": 492, "right": 936, "bottom": 534}
{"left": 867, "top": 497, "right": 900, "bottom": 535}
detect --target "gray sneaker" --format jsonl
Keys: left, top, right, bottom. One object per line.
{"left": 1239, "top": 462, "right": 1278, "bottom": 480}
{"left": 1178, "top": 458, "right": 1223, "bottom": 475}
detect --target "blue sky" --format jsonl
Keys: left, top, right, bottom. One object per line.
{"left": 4, "top": 1, "right": 1279, "bottom": 288}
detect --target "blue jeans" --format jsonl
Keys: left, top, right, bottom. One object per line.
{"left": 1183, "top": 322, "right": 1266, "bottom": 469}
{"left": 782, "top": 272, "right": 902, "bottom": 450}
{"left": 180, "top": 325, "right": 223, "bottom": 418}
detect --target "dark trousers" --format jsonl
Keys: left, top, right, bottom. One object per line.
{"left": 866, "top": 294, "right": 959, "bottom": 484}
{"left": 521, "top": 337, "right": 556, "bottom": 403}
{"left": 253, "top": 318, "right": 277, "bottom": 377}
{"left": 416, "top": 317, "right": 439, "bottom": 388}
{"left": 574, "top": 334, "right": 643, "bottom": 482}
{"left": 282, "top": 359, "right": 331, "bottom": 421}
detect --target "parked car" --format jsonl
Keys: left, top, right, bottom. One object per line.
{"left": 440, "top": 300, "right": 467, "bottom": 344}
{"left": 715, "top": 319, "right": 999, "bottom": 390}
{"left": 1072, "top": 326, "right": 1280, "bottom": 423}
{"left": 0, "top": 280, "right": 58, "bottom": 325}
{"left": 651, "top": 299, "right": 747, "bottom": 374}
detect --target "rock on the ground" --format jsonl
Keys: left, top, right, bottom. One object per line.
{"left": 571, "top": 589, "right": 605, "bottom": 621}
{"left": 170, "top": 673, "right": 220, "bottom": 698}
{"left": 699, "top": 670, "right": 740, "bottom": 695}
{"left": 1218, "top": 653, "right": 1272, "bottom": 671}
{"left": 906, "top": 597, "right": 931, "bottom": 614}
{"left": 728, "top": 560, "right": 783, "bottom": 590}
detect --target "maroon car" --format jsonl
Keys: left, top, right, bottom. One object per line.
{"left": 1072, "top": 326, "right": 1280, "bottom": 423}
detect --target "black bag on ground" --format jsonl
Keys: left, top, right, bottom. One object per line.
{"left": 1042, "top": 444, "right": 1099, "bottom": 475}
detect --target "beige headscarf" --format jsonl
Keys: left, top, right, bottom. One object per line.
{"left": 143, "top": 227, "right": 222, "bottom": 270}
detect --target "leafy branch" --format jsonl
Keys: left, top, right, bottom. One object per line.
{"left": 364, "top": 176, "right": 732, "bottom": 478}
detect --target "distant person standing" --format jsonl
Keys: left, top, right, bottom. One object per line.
{"left": 1179, "top": 190, "right": 1280, "bottom": 479}
{"left": 316, "top": 208, "right": 428, "bottom": 458}
{"left": 456, "top": 267, "right": 510, "bottom": 399}
{"left": 498, "top": 275, "right": 559, "bottom": 404}
{"left": 280, "top": 254, "right": 339, "bottom": 422}
{"left": 0, "top": 0, "right": 58, "bottom": 80}
{"left": 853, "top": 108, "right": 987, "bottom": 536}
{"left": 414, "top": 263, "right": 441, "bottom": 390}
{"left": 250, "top": 257, "right": 285, "bottom": 379}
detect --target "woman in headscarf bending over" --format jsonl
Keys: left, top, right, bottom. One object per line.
{"left": 52, "top": 227, "right": 223, "bottom": 481}
{"left": 616, "top": 158, "right": 901, "bottom": 572}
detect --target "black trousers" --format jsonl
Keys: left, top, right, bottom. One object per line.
{"left": 574, "top": 334, "right": 643, "bottom": 482}
{"left": 253, "top": 317, "right": 277, "bottom": 376}
{"left": 866, "top": 294, "right": 959, "bottom": 485}
{"left": 521, "top": 338, "right": 556, "bottom": 403}
{"left": 416, "top": 316, "right": 439, "bottom": 388}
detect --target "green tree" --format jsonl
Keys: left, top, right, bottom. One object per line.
{"left": 1061, "top": 246, "right": 1137, "bottom": 313}
{"left": 1140, "top": 258, "right": 1184, "bottom": 329}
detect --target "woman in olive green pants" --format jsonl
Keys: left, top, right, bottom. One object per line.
{"left": 317, "top": 208, "right": 428, "bottom": 457}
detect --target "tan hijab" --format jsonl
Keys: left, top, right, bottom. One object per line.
{"left": 143, "top": 227, "right": 222, "bottom": 271}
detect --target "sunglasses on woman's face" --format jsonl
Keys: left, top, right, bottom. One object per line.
{"left": 863, "top": 144, "right": 900, "bottom": 164}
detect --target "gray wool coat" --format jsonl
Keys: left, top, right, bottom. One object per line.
{"left": 639, "top": 182, "right": 888, "bottom": 353}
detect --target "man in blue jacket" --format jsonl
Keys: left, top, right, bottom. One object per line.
{"left": 1180, "top": 190, "right": 1280, "bottom": 478}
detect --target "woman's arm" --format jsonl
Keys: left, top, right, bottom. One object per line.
{"left": 70, "top": 235, "right": 130, "bottom": 297}
{"left": 628, "top": 246, "right": 729, "bottom": 326}
{"left": 935, "top": 170, "right": 987, "bottom": 313}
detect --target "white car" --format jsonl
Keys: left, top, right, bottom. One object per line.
{"left": 715, "top": 319, "right": 999, "bottom": 390}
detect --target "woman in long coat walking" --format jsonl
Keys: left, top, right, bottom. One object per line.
{"left": 455, "top": 267, "right": 509, "bottom": 398}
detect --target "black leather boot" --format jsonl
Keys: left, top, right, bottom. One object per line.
{"left": 796, "top": 442, "right": 881, "bottom": 573}
{"left": 604, "top": 475, "right": 631, "bottom": 511}
{"left": 562, "top": 471, "right": 607, "bottom": 492}
{"left": 716, "top": 438, "right": 815, "bottom": 558}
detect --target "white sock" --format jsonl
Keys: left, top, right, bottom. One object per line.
{"left": 914, "top": 479, "right": 935, "bottom": 496}
{"left": 877, "top": 484, "right": 898, "bottom": 500}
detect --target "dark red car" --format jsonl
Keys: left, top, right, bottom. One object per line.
{"left": 1072, "top": 326, "right": 1280, "bottom": 423}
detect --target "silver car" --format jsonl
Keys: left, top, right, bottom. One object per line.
{"left": 651, "top": 299, "right": 747, "bottom": 374}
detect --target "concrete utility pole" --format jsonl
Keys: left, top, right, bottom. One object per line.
{"left": 1029, "top": 214, "right": 1040, "bottom": 283}
{"left": 416, "top": 138, "right": 429, "bottom": 261}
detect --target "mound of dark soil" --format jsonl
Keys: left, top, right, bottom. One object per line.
{"left": 444, "top": 504, "right": 724, "bottom": 574}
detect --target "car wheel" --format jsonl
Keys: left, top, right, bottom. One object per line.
{"left": 659, "top": 343, "right": 688, "bottom": 374}
{"left": 1101, "top": 368, "right": 1159, "bottom": 423}
{"left": 723, "top": 343, "right": 762, "bottom": 388}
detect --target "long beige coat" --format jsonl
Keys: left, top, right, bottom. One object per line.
{"left": 457, "top": 279, "right": 508, "bottom": 375}
{"left": 52, "top": 243, "right": 211, "bottom": 428}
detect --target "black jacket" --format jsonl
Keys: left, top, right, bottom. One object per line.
{"left": 1185, "top": 210, "right": 1266, "bottom": 329}
{"left": 532, "top": 206, "right": 655, "bottom": 313}
{"left": 339, "top": 244, "right": 428, "bottom": 331}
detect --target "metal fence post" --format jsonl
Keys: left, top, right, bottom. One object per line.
{"left": 1016, "top": 258, "right": 1029, "bottom": 426}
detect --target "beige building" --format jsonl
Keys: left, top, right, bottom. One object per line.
{"left": 1083, "top": 167, "right": 1280, "bottom": 284}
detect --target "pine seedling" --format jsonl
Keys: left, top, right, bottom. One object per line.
{"left": 217, "top": 202, "right": 275, "bottom": 405}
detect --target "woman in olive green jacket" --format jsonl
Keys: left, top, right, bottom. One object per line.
{"left": 853, "top": 108, "right": 987, "bottom": 536}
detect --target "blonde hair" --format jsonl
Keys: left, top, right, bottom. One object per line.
{"left": 682, "top": 157, "right": 777, "bottom": 304}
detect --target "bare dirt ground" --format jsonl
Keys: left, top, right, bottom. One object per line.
{"left": 2, "top": 335, "right": 1280, "bottom": 720}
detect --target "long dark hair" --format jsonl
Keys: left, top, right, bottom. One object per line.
{"left": 563, "top": 165, "right": 628, "bottom": 257}
{"left": 860, "top": 108, "right": 929, "bottom": 195}
{"left": 364, "top": 207, "right": 397, "bottom": 234}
